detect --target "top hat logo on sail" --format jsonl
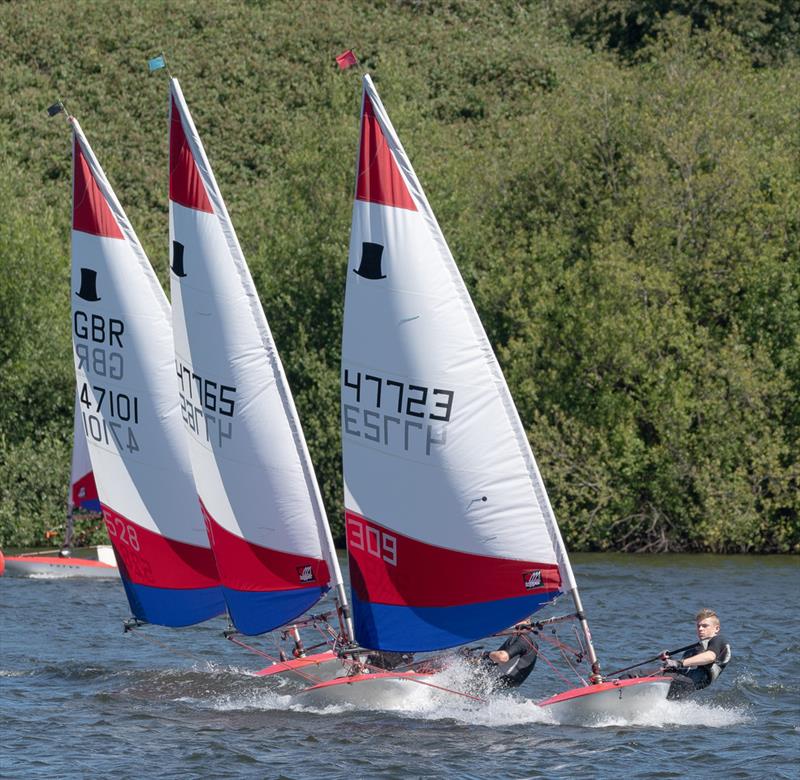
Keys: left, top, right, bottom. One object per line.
{"left": 76, "top": 268, "right": 101, "bottom": 302}
{"left": 171, "top": 240, "right": 187, "bottom": 277}
{"left": 354, "top": 242, "right": 386, "bottom": 280}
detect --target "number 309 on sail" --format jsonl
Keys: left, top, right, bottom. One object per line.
{"left": 346, "top": 515, "right": 397, "bottom": 566}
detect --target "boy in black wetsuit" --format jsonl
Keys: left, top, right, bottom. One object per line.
{"left": 483, "top": 622, "right": 538, "bottom": 688}
{"left": 660, "top": 609, "right": 731, "bottom": 699}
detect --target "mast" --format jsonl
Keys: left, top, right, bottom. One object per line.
{"left": 570, "top": 584, "right": 602, "bottom": 682}
{"left": 307, "top": 477, "right": 355, "bottom": 644}
{"left": 63, "top": 473, "right": 74, "bottom": 551}
{"left": 526, "top": 456, "right": 602, "bottom": 681}
{"left": 64, "top": 390, "right": 82, "bottom": 552}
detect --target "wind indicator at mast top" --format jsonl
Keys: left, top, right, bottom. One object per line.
{"left": 335, "top": 49, "right": 359, "bottom": 72}
{"left": 47, "top": 100, "right": 68, "bottom": 119}
{"left": 148, "top": 52, "right": 171, "bottom": 78}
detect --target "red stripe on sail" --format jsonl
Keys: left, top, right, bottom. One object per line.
{"left": 356, "top": 96, "right": 417, "bottom": 211}
{"left": 169, "top": 97, "right": 213, "bottom": 213}
{"left": 346, "top": 510, "right": 561, "bottom": 607}
{"left": 101, "top": 504, "right": 220, "bottom": 588}
{"left": 73, "top": 139, "right": 124, "bottom": 239}
{"left": 200, "top": 499, "right": 330, "bottom": 592}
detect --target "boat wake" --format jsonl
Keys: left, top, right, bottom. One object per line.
{"left": 276, "top": 657, "right": 556, "bottom": 725}
{"left": 6, "top": 657, "right": 750, "bottom": 730}
{"left": 572, "top": 696, "right": 752, "bottom": 729}
{"left": 242, "top": 659, "right": 752, "bottom": 729}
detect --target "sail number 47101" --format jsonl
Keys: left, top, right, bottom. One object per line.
{"left": 347, "top": 516, "right": 397, "bottom": 566}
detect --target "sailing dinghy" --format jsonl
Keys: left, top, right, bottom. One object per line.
{"left": 68, "top": 116, "right": 225, "bottom": 625}
{"left": 1, "top": 391, "right": 117, "bottom": 578}
{"left": 299, "top": 74, "right": 671, "bottom": 721}
{"left": 167, "top": 78, "right": 354, "bottom": 673}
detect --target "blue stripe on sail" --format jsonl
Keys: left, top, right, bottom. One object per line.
{"left": 350, "top": 589, "right": 560, "bottom": 652}
{"left": 120, "top": 577, "right": 226, "bottom": 627}
{"left": 80, "top": 498, "right": 102, "bottom": 512}
{"left": 223, "top": 586, "right": 329, "bottom": 636}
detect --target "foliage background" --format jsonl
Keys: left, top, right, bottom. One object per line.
{"left": 0, "top": 0, "right": 797, "bottom": 552}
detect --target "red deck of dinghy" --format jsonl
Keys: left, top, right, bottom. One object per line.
{"left": 538, "top": 676, "right": 672, "bottom": 708}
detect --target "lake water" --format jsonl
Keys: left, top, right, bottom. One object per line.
{"left": 1, "top": 554, "right": 798, "bottom": 779}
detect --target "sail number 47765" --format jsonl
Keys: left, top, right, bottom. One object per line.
{"left": 347, "top": 516, "right": 397, "bottom": 566}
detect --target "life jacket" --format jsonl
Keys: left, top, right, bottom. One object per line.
{"left": 708, "top": 640, "right": 731, "bottom": 682}
{"left": 685, "top": 636, "right": 731, "bottom": 685}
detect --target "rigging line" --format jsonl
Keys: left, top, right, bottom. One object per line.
{"left": 531, "top": 646, "right": 580, "bottom": 689}
{"left": 538, "top": 631, "right": 584, "bottom": 660}
{"left": 396, "top": 675, "right": 487, "bottom": 703}
{"left": 554, "top": 639, "right": 588, "bottom": 687}
{"left": 226, "top": 635, "right": 326, "bottom": 685}
{"left": 517, "top": 631, "right": 587, "bottom": 687}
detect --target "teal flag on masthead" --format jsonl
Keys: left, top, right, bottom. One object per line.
{"left": 148, "top": 54, "right": 166, "bottom": 72}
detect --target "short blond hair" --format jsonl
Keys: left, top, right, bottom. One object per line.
{"left": 696, "top": 609, "right": 720, "bottom": 625}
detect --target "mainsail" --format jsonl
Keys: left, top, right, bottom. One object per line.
{"left": 64, "top": 387, "right": 101, "bottom": 549}
{"left": 70, "top": 387, "right": 100, "bottom": 514}
{"left": 342, "top": 76, "right": 581, "bottom": 652}
{"left": 168, "top": 79, "right": 350, "bottom": 637}
{"left": 70, "top": 118, "right": 224, "bottom": 626}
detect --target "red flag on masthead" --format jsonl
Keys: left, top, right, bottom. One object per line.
{"left": 336, "top": 49, "right": 358, "bottom": 70}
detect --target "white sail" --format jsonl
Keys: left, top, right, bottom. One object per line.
{"left": 70, "top": 117, "right": 224, "bottom": 626}
{"left": 342, "top": 76, "right": 578, "bottom": 652}
{"left": 168, "top": 78, "right": 348, "bottom": 637}
{"left": 69, "top": 386, "right": 100, "bottom": 515}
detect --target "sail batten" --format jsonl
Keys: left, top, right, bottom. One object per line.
{"left": 342, "top": 75, "right": 574, "bottom": 652}
{"left": 70, "top": 118, "right": 224, "bottom": 626}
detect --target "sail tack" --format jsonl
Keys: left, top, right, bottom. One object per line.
{"left": 342, "top": 77, "right": 571, "bottom": 652}
{"left": 70, "top": 120, "right": 224, "bottom": 626}
{"left": 168, "top": 79, "right": 335, "bottom": 635}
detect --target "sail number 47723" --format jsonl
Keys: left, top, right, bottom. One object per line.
{"left": 347, "top": 516, "right": 397, "bottom": 566}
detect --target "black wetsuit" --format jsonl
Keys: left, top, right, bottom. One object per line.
{"left": 366, "top": 651, "right": 413, "bottom": 670}
{"left": 666, "top": 634, "right": 731, "bottom": 699}
{"left": 489, "top": 633, "right": 539, "bottom": 688}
